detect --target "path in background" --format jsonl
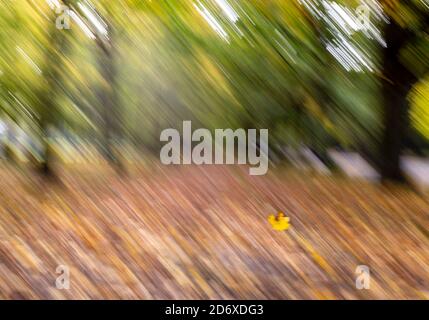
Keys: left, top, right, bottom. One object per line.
{"left": 0, "top": 163, "right": 428, "bottom": 299}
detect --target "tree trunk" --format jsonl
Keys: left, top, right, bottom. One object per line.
{"left": 380, "top": 19, "right": 416, "bottom": 182}
{"left": 96, "top": 23, "right": 123, "bottom": 171}
{"left": 38, "top": 16, "right": 67, "bottom": 176}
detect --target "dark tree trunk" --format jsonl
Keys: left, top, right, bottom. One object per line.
{"left": 38, "top": 17, "right": 67, "bottom": 176}
{"left": 96, "top": 23, "right": 123, "bottom": 171}
{"left": 380, "top": 19, "right": 417, "bottom": 182}
{"left": 40, "top": 123, "right": 53, "bottom": 176}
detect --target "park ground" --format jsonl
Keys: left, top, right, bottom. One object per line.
{"left": 0, "top": 161, "right": 428, "bottom": 299}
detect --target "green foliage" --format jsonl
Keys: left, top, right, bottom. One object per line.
{"left": 0, "top": 0, "right": 428, "bottom": 159}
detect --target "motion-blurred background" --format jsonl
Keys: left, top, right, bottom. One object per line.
{"left": 0, "top": 0, "right": 428, "bottom": 180}
{"left": 0, "top": 0, "right": 428, "bottom": 299}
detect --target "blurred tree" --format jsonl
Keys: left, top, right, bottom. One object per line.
{"left": 299, "top": 0, "right": 429, "bottom": 181}
{"left": 61, "top": 0, "right": 124, "bottom": 170}
{"left": 378, "top": 0, "right": 429, "bottom": 181}
{"left": 36, "top": 6, "right": 68, "bottom": 174}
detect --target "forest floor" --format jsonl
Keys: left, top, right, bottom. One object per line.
{"left": 0, "top": 161, "right": 428, "bottom": 299}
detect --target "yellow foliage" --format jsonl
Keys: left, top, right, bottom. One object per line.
{"left": 411, "top": 80, "right": 429, "bottom": 139}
